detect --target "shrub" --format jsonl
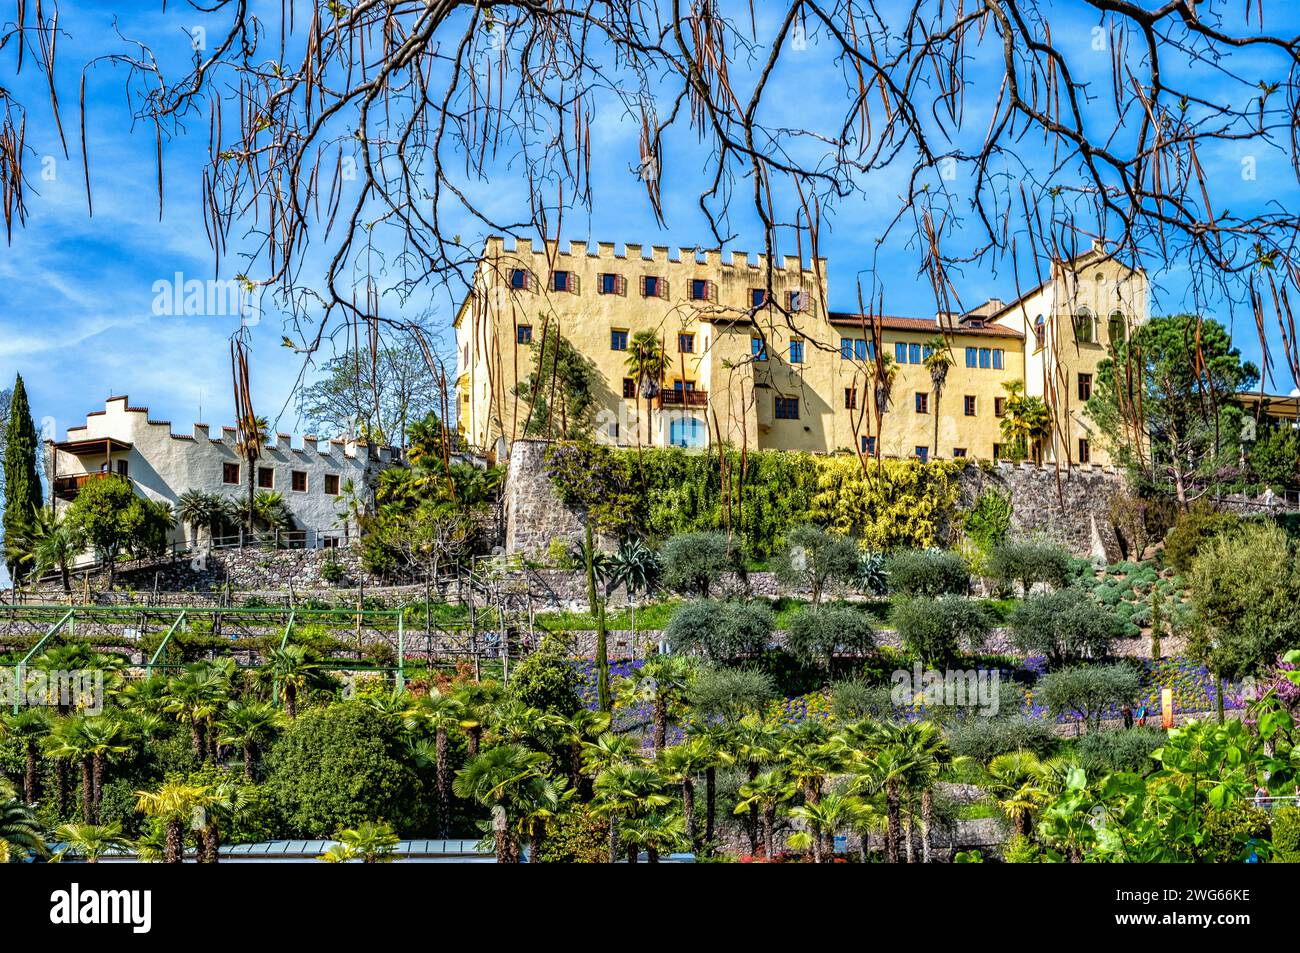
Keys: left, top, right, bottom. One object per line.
{"left": 964, "top": 490, "right": 1013, "bottom": 552}
{"left": 265, "top": 701, "right": 427, "bottom": 836}
{"left": 507, "top": 651, "right": 582, "bottom": 715}
{"left": 1201, "top": 804, "right": 1271, "bottom": 862}
{"left": 535, "top": 807, "right": 609, "bottom": 863}
{"left": 319, "top": 559, "right": 347, "bottom": 585}
{"left": 1272, "top": 807, "right": 1300, "bottom": 863}
{"left": 1163, "top": 502, "right": 1241, "bottom": 574}
{"left": 1035, "top": 664, "right": 1141, "bottom": 734}
{"left": 831, "top": 679, "right": 896, "bottom": 721}
{"left": 784, "top": 607, "right": 876, "bottom": 667}
{"left": 659, "top": 531, "right": 737, "bottom": 598}
{"left": 686, "top": 666, "right": 776, "bottom": 724}
{"left": 884, "top": 549, "right": 969, "bottom": 597}
{"left": 892, "top": 595, "right": 990, "bottom": 665}
{"left": 856, "top": 551, "right": 888, "bottom": 596}
{"left": 1009, "top": 589, "right": 1121, "bottom": 667}
{"left": 664, "top": 599, "right": 773, "bottom": 661}
{"left": 1074, "top": 727, "right": 1164, "bottom": 775}
{"left": 772, "top": 524, "right": 860, "bottom": 606}
{"left": 946, "top": 717, "right": 1057, "bottom": 763}
{"left": 987, "top": 540, "right": 1071, "bottom": 598}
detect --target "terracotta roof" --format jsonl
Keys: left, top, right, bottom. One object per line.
{"left": 828, "top": 313, "right": 1023, "bottom": 339}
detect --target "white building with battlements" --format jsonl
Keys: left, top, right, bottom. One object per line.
{"left": 45, "top": 396, "right": 401, "bottom": 551}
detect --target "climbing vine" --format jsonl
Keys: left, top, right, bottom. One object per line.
{"left": 544, "top": 443, "right": 971, "bottom": 558}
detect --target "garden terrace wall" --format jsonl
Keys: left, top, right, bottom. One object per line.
{"left": 504, "top": 438, "right": 1128, "bottom": 559}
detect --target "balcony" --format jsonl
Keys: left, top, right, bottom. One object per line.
{"left": 658, "top": 388, "right": 708, "bottom": 408}
{"left": 53, "top": 471, "right": 126, "bottom": 501}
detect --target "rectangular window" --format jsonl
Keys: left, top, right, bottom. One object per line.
{"left": 509, "top": 268, "right": 528, "bottom": 290}
{"left": 787, "top": 290, "right": 807, "bottom": 312}
{"left": 324, "top": 474, "right": 340, "bottom": 496}
{"left": 895, "top": 342, "right": 907, "bottom": 363}
{"left": 552, "top": 270, "right": 573, "bottom": 292}
{"left": 116, "top": 459, "right": 129, "bottom": 477}
{"left": 1078, "top": 373, "right": 1093, "bottom": 401}
{"left": 915, "top": 446, "right": 929, "bottom": 462}
{"left": 994, "top": 397, "right": 1007, "bottom": 418}
{"left": 257, "top": 466, "right": 274, "bottom": 489}
{"left": 861, "top": 435, "right": 876, "bottom": 456}
{"left": 690, "top": 279, "right": 710, "bottom": 301}
{"left": 774, "top": 397, "right": 800, "bottom": 419}
{"left": 965, "top": 347, "right": 977, "bottom": 368}
{"left": 979, "top": 348, "right": 991, "bottom": 369}
{"left": 599, "top": 273, "right": 623, "bottom": 295}
{"left": 222, "top": 462, "right": 240, "bottom": 485}
{"left": 642, "top": 275, "right": 662, "bottom": 298}
{"left": 291, "top": 471, "right": 308, "bottom": 493}
{"left": 841, "top": 338, "right": 853, "bottom": 360}
{"left": 751, "top": 288, "right": 767, "bottom": 308}
{"left": 964, "top": 396, "right": 977, "bottom": 416}
{"left": 952, "top": 448, "right": 967, "bottom": 458}
{"left": 610, "top": 329, "right": 629, "bottom": 351}
{"left": 915, "top": 392, "right": 929, "bottom": 413}
{"left": 622, "top": 377, "right": 637, "bottom": 399}
{"left": 993, "top": 349, "right": 1004, "bottom": 370}
{"left": 678, "top": 333, "right": 695, "bottom": 354}
{"left": 516, "top": 324, "right": 533, "bottom": 345}
{"left": 751, "top": 337, "right": 767, "bottom": 360}
{"left": 856, "top": 339, "right": 871, "bottom": 360}
{"left": 844, "top": 388, "right": 857, "bottom": 410}
{"left": 1079, "top": 439, "right": 1091, "bottom": 464}
{"left": 993, "top": 443, "right": 1003, "bottom": 460}
{"left": 909, "top": 343, "right": 922, "bottom": 365}
{"left": 789, "top": 339, "right": 805, "bottom": 364}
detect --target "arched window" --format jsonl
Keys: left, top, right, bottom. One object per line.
{"left": 1033, "top": 315, "right": 1046, "bottom": 350}
{"left": 1073, "top": 308, "right": 1094, "bottom": 344}
{"left": 1108, "top": 311, "right": 1126, "bottom": 346}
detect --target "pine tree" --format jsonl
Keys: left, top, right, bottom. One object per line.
{"left": 3, "top": 375, "right": 44, "bottom": 582}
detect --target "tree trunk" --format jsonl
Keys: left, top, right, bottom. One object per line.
{"left": 682, "top": 778, "right": 696, "bottom": 849}
{"left": 608, "top": 812, "right": 619, "bottom": 863}
{"left": 23, "top": 741, "right": 38, "bottom": 804}
{"left": 80, "top": 758, "right": 94, "bottom": 823}
{"left": 467, "top": 725, "right": 480, "bottom": 756}
{"left": 704, "top": 766, "right": 716, "bottom": 847}
{"left": 921, "top": 788, "right": 933, "bottom": 864}
{"left": 243, "top": 741, "right": 256, "bottom": 780}
{"left": 653, "top": 699, "right": 667, "bottom": 754}
{"left": 165, "top": 819, "right": 184, "bottom": 863}
{"left": 904, "top": 815, "right": 914, "bottom": 863}
{"left": 762, "top": 806, "right": 775, "bottom": 858}
{"left": 647, "top": 846, "right": 659, "bottom": 864}
{"left": 436, "top": 728, "right": 452, "bottom": 837}
{"left": 286, "top": 683, "right": 298, "bottom": 720}
{"left": 54, "top": 759, "right": 68, "bottom": 817}
{"left": 886, "top": 780, "right": 901, "bottom": 864}
{"left": 191, "top": 722, "right": 204, "bottom": 760}
{"left": 747, "top": 764, "right": 760, "bottom": 854}
{"left": 92, "top": 752, "right": 105, "bottom": 822}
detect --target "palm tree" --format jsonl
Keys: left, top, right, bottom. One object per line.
{"left": 217, "top": 700, "right": 283, "bottom": 779}
{"left": 734, "top": 768, "right": 793, "bottom": 858}
{"left": 593, "top": 763, "right": 673, "bottom": 863}
{"left": 403, "top": 690, "right": 465, "bottom": 836}
{"left": 622, "top": 654, "right": 693, "bottom": 753}
{"left": 16, "top": 506, "right": 84, "bottom": 594}
{"left": 135, "top": 782, "right": 212, "bottom": 863}
{"left": 625, "top": 329, "right": 667, "bottom": 446}
{"left": 999, "top": 380, "right": 1054, "bottom": 463}
{"left": 844, "top": 721, "right": 915, "bottom": 863}
{"left": 258, "top": 644, "right": 331, "bottom": 718}
{"left": 985, "top": 750, "right": 1049, "bottom": 838}
{"left": 232, "top": 413, "right": 269, "bottom": 532}
{"left": 658, "top": 736, "right": 714, "bottom": 850}
{"left": 922, "top": 336, "right": 955, "bottom": 460}
{"left": 1, "top": 708, "right": 51, "bottom": 803}
{"left": 165, "top": 662, "right": 231, "bottom": 759}
{"left": 176, "top": 489, "right": 222, "bottom": 549}
{"left": 732, "top": 716, "right": 784, "bottom": 853}
{"left": 452, "top": 680, "right": 502, "bottom": 755}
{"left": 606, "top": 539, "right": 659, "bottom": 657}
{"left": 621, "top": 811, "right": 689, "bottom": 863}
{"left": 790, "top": 793, "right": 867, "bottom": 863}
{"left": 52, "top": 822, "right": 130, "bottom": 863}
{"left": 321, "top": 820, "right": 401, "bottom": 863}
{"left": 453, "top": 744, "right": 550, "bottom": 863}
{"left": 870, "top": 351, "right": 899, "bottom": 456}
{"left": 0, "top": 780, "right": 44, "bottom": 862}
{"left": 896, "top": 721, "right": 952, "bottom": 863}
{"left": 562, "top": 709, "right": 612, "bottom": 800}
{"left": 45, "top": 716, "right": 111, "bottom": 823}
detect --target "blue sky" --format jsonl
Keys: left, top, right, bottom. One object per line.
{"left": 4, "top": 0, "right": 1300, "bottom": 446}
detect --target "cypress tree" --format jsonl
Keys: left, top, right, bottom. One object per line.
{"left": 3, "top": 375, "right": 43, "bottom": 581}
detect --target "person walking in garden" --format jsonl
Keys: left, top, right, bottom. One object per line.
{"left": 1121, "top": 704, "right": 1133, "bottom": 729}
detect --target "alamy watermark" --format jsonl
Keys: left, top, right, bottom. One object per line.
{"left": 151, "top": 272, "right": 263, "bottom": 325}
{"left": 2, "top": 668, "right": 104, "bottom": 715}
{"left": 891, "top": 663, "right": 1000, "bottom": 716}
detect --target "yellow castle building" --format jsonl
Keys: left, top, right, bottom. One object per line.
{"left": 454, "top": 237, "right": 1148, "bottom": 465}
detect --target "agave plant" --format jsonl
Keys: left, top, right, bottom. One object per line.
{"left": 856, "top": 550, "right": 888, "bottom": 596}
